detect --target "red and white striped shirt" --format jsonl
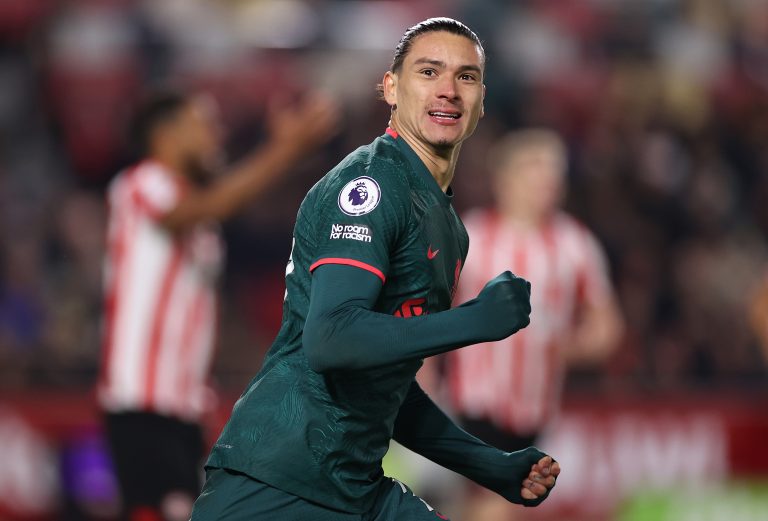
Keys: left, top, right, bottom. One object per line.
{"left": 98, "top": 160, "right": 223, "bottom": 421}
{"left": 446, "top": 209, "right": 613, "bottom": 435}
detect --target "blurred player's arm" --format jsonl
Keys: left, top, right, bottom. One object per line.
{"left": 564, "top": 234, "right": 625, "bottom": 366}
{"left": 565, "top": 294, "right": 624, "bottom": 366}
{"left": 393, "top": 381, "right": 559, "bottom": 506}
{"left": 749, "top": 274, "right": 768, "bottom": 362}
{"left": 303, "top": 264, "right": 531, "bottom": 373}
{"left": 160, "top": 95, "right": 338, "bottom": 233}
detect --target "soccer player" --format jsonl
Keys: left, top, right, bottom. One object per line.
{"left": 444, "top": 129, "right": 624, "bottom": 520}
{"left": 192, "top": 18, "right": 559, "bottom": 521}
{"left": 750, "top": 273, "right": 768, "bottom": 361}
{"left": 99, "top": 90, "right": 337, "bottom": 521}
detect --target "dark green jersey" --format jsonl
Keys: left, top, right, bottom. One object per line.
{"left": 206, "top": 129, "right": 469, "bottom": 513}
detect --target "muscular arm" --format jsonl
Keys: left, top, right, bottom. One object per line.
{"left": 160, "top": 96, "right": 338, "bottom": 233}
{"left": 565, "top": 296, "right": 624, "bottom": 366}
{"left": 160, "top": 142, "right": 318, "bottom": 232}
{"left": 393, "top": 381, "right": 553, "bottom": 506}
{"left": 302, "top": 264, "right": 531, "bottom": 373}
{"left": 750, "top": 276, "right": 768, "bottom": 362}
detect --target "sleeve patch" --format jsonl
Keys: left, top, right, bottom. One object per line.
{"left": 338, "top": 176, "right": 381, "bottom": 216}
{"left": 329, "top": 223, "right": 373, "bottom": 243}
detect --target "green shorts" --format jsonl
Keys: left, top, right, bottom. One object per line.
{"left": 190, "top": 468, "right": 451, "bottom": 521}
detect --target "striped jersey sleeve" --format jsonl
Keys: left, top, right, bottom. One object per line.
{"left": 130, "top": 161, "right": 182, "bottom": 219}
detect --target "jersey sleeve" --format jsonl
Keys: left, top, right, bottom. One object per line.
{"left": 574, "top": 226, "right": 613, "bottom": 305}
{"left": 132, "top": 164, "right": 182, "bottom": 220}
{"left": 308, "top": 163, "right": 410, "bottom": 283}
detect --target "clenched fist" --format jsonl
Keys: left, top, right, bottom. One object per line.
{"left": 462, "top": 270, "right": 532, "bottom": 341}
{"left": 502, "top": 447, "right": 560, "bottom": 507}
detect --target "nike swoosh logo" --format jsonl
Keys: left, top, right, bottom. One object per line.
{"left": 427, "top": 245, "right": 440, "bottom": 259}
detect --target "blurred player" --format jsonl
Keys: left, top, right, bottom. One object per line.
{"left": 444, "top": 129, "right": 624, "bottom": 520}
{"left": 99, "top": 89, "right": 337, "bottom": 521}
{"left": 750, "top": 273, "right": 768, "bottom": 361}
{"left": 191, "top": 18, "right": 559, "bottom": 521}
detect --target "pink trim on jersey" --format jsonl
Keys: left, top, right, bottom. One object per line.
{"left": 385, "top": 127, "right": 399, "bottom": 139}
{"left": 446, "top": 209, "right": 614, "bottom": 434}
{"left": 310, "top": 258, "right": 386, "bottom": 283}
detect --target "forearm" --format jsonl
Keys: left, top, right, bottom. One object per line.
{"left": 303, "top": 265, "right": 501, "bottom": 372}
{"left": 565, "top": 300, "right": 624, "bottom": 366}
{"left": 393, "top": 382, "right": 514, "bottom": 493}
{"left": 161, "top": 141, "right": 303, "bottom": 231}
{"left": 208, "top": 141, "right": 306, "bottom": 220}
{"left": 309, "top": 304, "right": 499, "bottom": 371}
{"left": 392, "top": 382, "right": 551, "bottom": 506}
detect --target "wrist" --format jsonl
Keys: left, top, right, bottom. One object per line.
{"left": 265, "top": 136, "right": 304, "bottom": 159}
{"left": 451, "top": 302, "right": 497, "bottom": 343}
{"left": 459, "top": 301, "right": 510, "bottom": 343}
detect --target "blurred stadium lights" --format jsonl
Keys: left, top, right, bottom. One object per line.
{"left": 326, "top": 1, "right": 416, "bottom": 50}
{"left": 233, "top": 0, "right": 320, "bottom": 49}
{"left": 48, "top": 3, "right": 137, "bottom": 71}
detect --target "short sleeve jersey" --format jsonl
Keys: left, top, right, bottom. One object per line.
{"left": 100, "top": 161, "right": 223, "bottom": 421}
{"left": 206, "top": 129, "right": 469, "bottom": 513}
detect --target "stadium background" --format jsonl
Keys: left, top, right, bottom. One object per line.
{"left": 0, "top": 0, "right": 767, "bottom": 519}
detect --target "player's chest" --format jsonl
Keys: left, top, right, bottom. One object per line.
{"left": 387, "top": 199, "right": 468, "bottom": 314}
{"left": 467, "top": 226, "right": 582, "bottom": 306}
{"left": 180, "top": 224, "right": 225, "bottom": 279}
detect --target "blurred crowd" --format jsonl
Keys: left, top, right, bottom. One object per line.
{"left": 1, "top": 0, "right": 767, "bottom": 393}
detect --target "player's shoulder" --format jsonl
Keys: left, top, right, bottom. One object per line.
{"left": 553, "top": 212, "right": 597, "bottom": 241}
{"left": 133, "top": 160, "right": 174, "bottom": 182}
{"left": 309, "top": 135, "right": 411, "bottom": 205}
{"left": 332, "top": 136, "right": 408, "bottom": 186}
{"left": 112, "top": 160, "right": 178, "bottom": 194}
{"left": 109, "top": 160, "right": 182, "bottom": 214}
{"left": 461, "top": 207, "right": 496, "bottom": 233}
{"left": 552, "top": 212, "right": 608, "bottom": 261}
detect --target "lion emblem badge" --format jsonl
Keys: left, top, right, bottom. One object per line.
{"left": 348, "top": 182, "right": 369, "bottom": 206}
{"left": 338, "top": 176, "right": 381, "bottom": 216}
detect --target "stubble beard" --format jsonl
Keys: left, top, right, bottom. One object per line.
{"left": 431, "top": 133, "right": 463, "bottom": 153}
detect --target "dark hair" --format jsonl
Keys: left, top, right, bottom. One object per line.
{"left": 129, "top": 90, "right": 190, "bottom": 157}
{"left": 377, "top": 17, "right": 484, "bottom": 98}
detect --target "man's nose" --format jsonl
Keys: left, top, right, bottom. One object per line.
{"left": 436, "top": 76, "right": 459, "bottom": 100}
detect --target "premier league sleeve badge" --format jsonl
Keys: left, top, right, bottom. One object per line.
{"left": 338, "top": 176, "right": 381, "bottom": 216}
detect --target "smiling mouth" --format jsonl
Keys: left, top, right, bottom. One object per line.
{"left": 428, "top": 111, "right": 461, "bottom": 120}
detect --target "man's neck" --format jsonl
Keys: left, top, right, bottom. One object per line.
{"left": 149, "top": 148, "right": 187, "bottom": 182}
{"left": 499, "top": 204, "right": 549, "bottom": 229}
{"left": 390, "top": 120, "right": 460, "bottom": 193}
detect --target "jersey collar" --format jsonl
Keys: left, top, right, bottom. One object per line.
{"left": 384, "top": 127, "right": 454, "bottom": 204}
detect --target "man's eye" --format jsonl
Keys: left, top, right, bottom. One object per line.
{"left": 421, "top": 69, "right": 435, "bottom": 77}
{"left": 460, "top": 74, "right": 476, "bottom": 81}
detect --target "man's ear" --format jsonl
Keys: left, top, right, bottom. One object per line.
{"left": 383, "top": 71, "right": 397, "bottom": 108}
{"left": 480, "top": 83, "right": 486, "bottom": 118}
